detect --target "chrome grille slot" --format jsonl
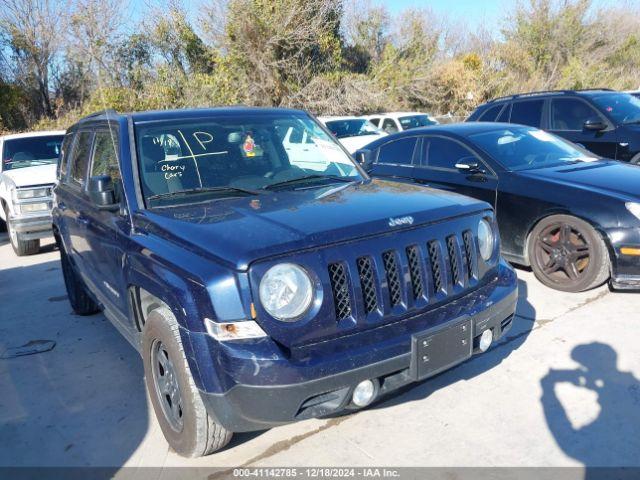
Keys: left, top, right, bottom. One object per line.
{"left": 405, "top": 245, "right": 424, "bottom": 300}
{"left": 382, "top": 250, "right": 402, "bottom": 306}
{"left": 427, "top": 240, "right": 443, "bottom": 293}
{"left": 328, "top": 262, "right": 352, "bottom": 320}
{"left": 462, "top": 230, "right": 475, "bottom": 282}
{"left": 446, "top": 235, "right": 460, "bottom": 286}
{"left": 357, "top": 256, "right": 378, "bottom": 313}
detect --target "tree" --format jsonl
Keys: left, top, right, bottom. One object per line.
{"left": 223, "top": 0, "right": 344, "bottom": 105}
{"left": 0, "top": 0, "right": 68, "bottom": 117}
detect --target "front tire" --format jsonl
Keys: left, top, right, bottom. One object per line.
{"left": 528, "top": 215, "right": 609, "bottom": 292}
{"left": 7, "top": 214, "right": 40, "bottom": 256}
{"left": 60, "top": 245, "right": 100, "bottom": 315}
{"left": 142, "top": 307, "right": 232, "bottom": 457}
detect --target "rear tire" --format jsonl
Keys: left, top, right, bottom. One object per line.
{"left": 60, "top": 246, "right": 100, "bottom": 315}
{"left": 6, "top": 212, "right": 40, "bottom": 256}
{"left": 142, "top": 307, "right": 232, "bottom": 457}
{"left": 527, "top": 215, "right": 609, "bottom": 292}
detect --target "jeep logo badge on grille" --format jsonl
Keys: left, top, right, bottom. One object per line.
{"left": 388, "top": 216, "right": 414, "bottom": 227}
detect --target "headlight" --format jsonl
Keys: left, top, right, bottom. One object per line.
{"left": 626, "top": 202, "right": 640, "bottom": 221}
{"left": 18, "top": 202, "right": 49, "bottom": 213}
{"left": 478, "top": 218, "right": 495, "bottom": 261}
{"left": 259, "top": 263, "right": 314, "bottom": 321}
{"left": 16, "top": 188, "right": 49, "bottom": 199}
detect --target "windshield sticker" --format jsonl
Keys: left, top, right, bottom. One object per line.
{"left": 243, "top": 133, "right": 256, "bottom": 156}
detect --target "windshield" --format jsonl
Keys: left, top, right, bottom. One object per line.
{"left": 135, "top": 112, "right": 363, "bottom": 207}
{"left": 591, "top": 93, "right": 640, "bottom": 125}
{"left": 2, "top": 135, "right": 63, "bottom": 171}
{"left": 399, "top": 115, "right": 438, "bottom": 130}
{"left": 469, "top": 127, "right": 599, "bottom": 171}
{"left": 324, "top": 119, "right": 382, "bottom": 138}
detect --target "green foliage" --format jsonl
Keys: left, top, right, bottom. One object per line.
{"left": 5, "top": 0, "right": 640, "bottom": 132}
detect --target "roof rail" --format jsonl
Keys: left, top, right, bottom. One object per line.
{"left": 487, "top": 88, "right": 615, "bottom": 104}
{"left": 82, "top": 108, "right": 119, "bottom": 120}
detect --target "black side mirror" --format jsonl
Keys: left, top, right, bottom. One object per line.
{"left": 88, "top": 175, "right": 119, "bottom": 211}
{"left": 584, "top": 118, "right": 607, "bottom": 131}
{"left": 455, "top": 157, "right": 483, "bottom": 173}
{"left": 355, "top": 149, "right": 374, "bottom": 171}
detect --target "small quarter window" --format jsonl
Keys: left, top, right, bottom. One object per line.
{"left": 58, "top": 133, "right": 75, "bottom": 180}
{"left": 69, "top": 131, "right": 94, "bottom": 185}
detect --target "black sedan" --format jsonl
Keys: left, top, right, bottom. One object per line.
{"left": 356, "top": 123, "right": 640, "bottom": 292}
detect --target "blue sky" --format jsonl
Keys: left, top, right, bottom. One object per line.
{"left": 382, "top": 0, "right": 508, "bottom": 30}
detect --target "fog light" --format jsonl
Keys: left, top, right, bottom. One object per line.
{"left": 479, "top": 329, "right": 493, "bottom": 352}
{"left": 352, "top": 379, "right": 377, "bottom": 407}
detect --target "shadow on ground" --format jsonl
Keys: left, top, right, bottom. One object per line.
{"left": 542, "top": 342, "right": 640, "bottom": 475}
{"left": 0, "top": 257, "right": 148, "bottom": 468}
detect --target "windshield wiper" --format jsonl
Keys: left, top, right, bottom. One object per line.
{"left": 264, "top": 174, "right": 356, "bottom": 190}
{"left": 148, "top": 186, "right": 262, "bottom": 202}
{"left": 623, "top": 119, "right": 640, "bottom": 125}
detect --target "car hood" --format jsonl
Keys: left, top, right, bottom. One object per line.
{"left": 517, "top": 160, "right": 640, "bottom": 201}
{"left": 139, "top": 179, "right": 487, "bottom": 270}
{"left": 1, "top": 164, "right": 56, "bottom": 187}
{"left": 338, "top": 134, "right": 387, "bottom": 154}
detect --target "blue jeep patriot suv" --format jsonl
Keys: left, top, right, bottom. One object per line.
{"left": 52, "top": 107, "right": 518, "bottom": 457}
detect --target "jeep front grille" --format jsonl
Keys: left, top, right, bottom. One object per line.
{"left": 328, "top": 262, "right": 352, "bottom": 320}
{"left": 327, "top": 231, "right": 477, "bottom": 321}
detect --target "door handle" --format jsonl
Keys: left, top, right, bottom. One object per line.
{"left": 78, "top": 216, "right": 90, "bottom": 226}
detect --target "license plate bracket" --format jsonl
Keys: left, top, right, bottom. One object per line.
{"left": 410, "top": 317, "right": 473, "bottom": 380}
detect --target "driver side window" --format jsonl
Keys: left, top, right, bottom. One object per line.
{"left": 422, "top": 137, "right": 481, "bottom": 170}
{"left": 551, "top": 99, "right": 602, "bottom": 131}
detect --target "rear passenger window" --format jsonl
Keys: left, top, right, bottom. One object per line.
{"left": 377, "top": 137, "right": 417, "bottom": 165}
{"left": 57, "top": 133, "right": 75, "bottom": 180}
{"left": 69, "top": 131, "right": 94, "bottom": 185}
{"left": 424, "top": 137, "right": 477, "bottom": 169}
{"left": 91, "top": 131, "right": 120, "bottom": 179}
{"left": 478, "top": 104, "right": 504, "bottom": 122}
{"left": 510, "top": 100, "right": 544, "bottom": 127}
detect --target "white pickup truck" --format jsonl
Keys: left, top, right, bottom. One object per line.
{"left": 0, "top": 131, "right": 65, "bottom": 255}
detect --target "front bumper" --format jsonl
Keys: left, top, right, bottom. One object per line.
{"left": 606, "top": 227, "right": 640, "bottom": 290}
{"left": 197, "top": 261, "right": 518, "bottom": 432}
{"left": 9, "top": 213, "right": 53, "bottom": 240}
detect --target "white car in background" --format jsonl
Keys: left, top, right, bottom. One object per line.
{"left": 364, "top": 112, "right": 439, "bottom": 134}
{"left": 0, "top": 130, "right": 65, "bottom": 255}
{"left": 318, "top": 116, "right": 387, "bottom": 154}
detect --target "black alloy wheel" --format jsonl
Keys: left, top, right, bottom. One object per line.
{"left": 528, "top": 215, "right": 609, "bottom": 292}
{"left": 151, "top": 339, "right": 184, "bottom": 432}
